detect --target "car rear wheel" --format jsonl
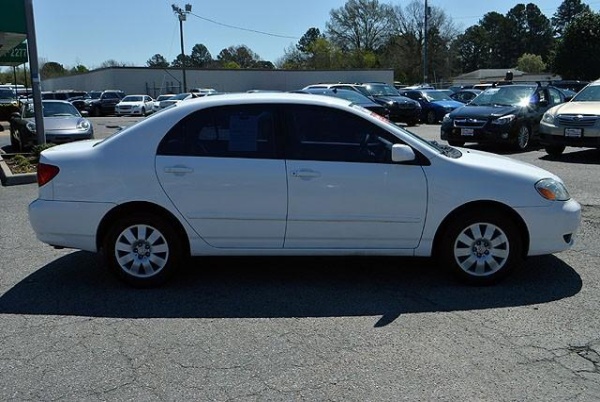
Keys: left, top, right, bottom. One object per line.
{"left": 515, "top": 125, "right": 531, "bottom": 151}
{"left": 439, "top": 209, "right": 522, "bottom": 285}
{"left": 104, "top": 213, "right": 182, "bottom": 287}
{"left": 545, "top": 145, "right": 566, "bottom": 157}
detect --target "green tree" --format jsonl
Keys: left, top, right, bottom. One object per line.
{"left": 146, "top": 54, "right": 169, "bottom": 68}
{"left": 171, "top": 54, "right": 193, "bottom": 68}
{"left": 552, "top": 11, "right": 600, "bottom": 80}
{"left": 517, "top": 53, "right": 546, "bottom": 73}
{"left": 190, "top": 44, "right": 212, "bottom": 67}
{"left": 552, "top": 0, "right": 591, "bottom": 37}
{"left": 506, "top": 4, "right": 554, "bottom": 62}
{"left": 217, "top": 45, "right": 262, "bottom": 68}
{"left": 69, "top": 64, "right": 89, "bottom": 74}
{"left": 40, "top": 61, "right": 66, "bottom": 79}
{"left": 297, "top": 28, "right": 324, "bottom": 53}
{"left": 451, "top": 25, "right": 490, "bottom": 72}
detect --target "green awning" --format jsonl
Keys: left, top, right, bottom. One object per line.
{"left": 0, "top": 0, "right": 27, "bottom": 58}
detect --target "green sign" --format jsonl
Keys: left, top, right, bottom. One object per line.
{"left": 0, "top": 41, "right": 27, "bottom": 65}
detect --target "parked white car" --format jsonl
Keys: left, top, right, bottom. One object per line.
{"left": 28, "top": 93, "right": 581, "bottom": 287}
{"left": 115, "top": 94, "right": 155, "bottom": 116}
{"left": 152, "top": 94, "right": 176, "bottom": 113}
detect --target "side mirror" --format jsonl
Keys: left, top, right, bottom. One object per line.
{"left": 391, "top": 144, "right": 416, "bottom": 163}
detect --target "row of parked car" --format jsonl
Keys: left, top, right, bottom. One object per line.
{"left": 301, "top": 79, "right": 600, "bottom": 157}
{"left": 10, "top": 79, "right": 600, "bottom": 158}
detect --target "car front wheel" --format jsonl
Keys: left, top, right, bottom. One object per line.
{"left": 515, "top": 125, "right": 531, "bottom": 151}
{"left": 104, "top": 213, "right": 182, "bottom": 287}
{"left": 440, "top": 209, "right": 522, "bottom": 285}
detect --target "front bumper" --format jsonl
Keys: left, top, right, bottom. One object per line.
{"left": 516, "top": 198, "right": 581, "bottom": 256}
{"left": 441, "top": 122, "right": 517, "bottom": 144}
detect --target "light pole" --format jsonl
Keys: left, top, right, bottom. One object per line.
{"left": 423, "top": 0, "right": 429, "bottom": 85}
{"left": 172, "top": 3, "right": 192, "bottom": 92}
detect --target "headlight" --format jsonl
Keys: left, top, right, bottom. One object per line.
{"left": 491, "top": 114, "right": 516, "bottom": 125}
{"left": 535, "top": 178, "right": 570, "bottom": 201}
{"left": 542, "top": 112, "right": 555, "bottom": 124}
{"left": 77, "top": 119, "right": 91, "bottom": 130}
{"left": 26, "top": 121, "right": 36, "bottom": 133}
{"left": 442, "top": 113, "right": 452, "bottom": 123}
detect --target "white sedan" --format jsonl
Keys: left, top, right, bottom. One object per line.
{"left": 115, "top": 94, "right": 155, "bottom": 116}
{"left": 28, "top": 93, "right": 581, "bottom": 287}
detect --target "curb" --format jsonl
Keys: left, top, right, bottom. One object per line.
{"left": 0, "top": 153, "right": 37, "bottom": 186}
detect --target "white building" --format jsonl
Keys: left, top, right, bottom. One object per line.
{"left": 41, "top": 67, "right": 395, "bottom": 97}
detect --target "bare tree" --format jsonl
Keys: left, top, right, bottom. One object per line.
{"left": 326, "top": 0, "right": 396, "bottom": 53}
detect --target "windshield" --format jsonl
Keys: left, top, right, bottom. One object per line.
{"left": 326, "top": 89, "right": 370, "bottom": 103}
{"left": 24, "top": 101, "right": 81, "bottom": 118}
{"left": 469, "top": 85, "right": 536, "bottom": 106}
{"left": 365, "top": 84, "right": 400, "bottom": 96}
{"left": 423, "top": 90, "right": 453, "bottom": 101}
{"left": 571, "top": 85, "right": 600, "bottom": 102}
{"left": 157, "top": 95, "right": 175, "bottom": 101}
{"left": 122, "top": 95, "right": 143, "bottom": 102}
{"left": 0, "top": 88, "right": 15, "bottom": 99}
{"left": 172, "top": 93, "right": 191, "bottom": 100}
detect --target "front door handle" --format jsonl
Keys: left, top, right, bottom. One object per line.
{"left": 164, "top": 165, "right": 194, "bottom": 175}
{"left": 291, "top": 169, "right": 321, "bottom": 179}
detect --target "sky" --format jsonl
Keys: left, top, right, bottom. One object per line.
{"left": 30, "top": 0, "right": 600, "bottom": 69}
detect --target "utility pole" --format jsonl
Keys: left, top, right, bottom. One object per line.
{"left": 24, "top": 0, "right": 45, "bottom": 145}
{"left": 172, "top": 3, "right": 192, "bottom": 92}
{"left": 423, "top": 0, "right": 429, "bottom": 85}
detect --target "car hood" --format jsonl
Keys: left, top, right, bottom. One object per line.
{"left": 450, "top": 104, "right": 516, "bottom": 118}
{"left": 27, "top": 116, "right": 87, "bottom": 130}
{"left": 549, "top": 101, "right": 600, "bottom": 114}
{"left": 374, "top": 95, "right": 417, "bottom": 105}
{"left": 455, "top": 147, "right": 559, "bottom": 182}
{"left": 118, "top": 101, "right": 143, "bottom": 106}
{"left": 432, "top": 100, "right": 464, "bottom": 109}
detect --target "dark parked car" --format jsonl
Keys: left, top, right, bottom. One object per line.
{"left": 352, "top": 82, "right": 422, "bottom": 126}
{"left": 298, "top": 88, "right": 390, "bottom": 119}
{"left": 440, "top": 83, "right": 567, "bottom": 150}
{"left": 9, "top": 100, "right": 94, "bottom": 151}
{"left": 399, "top": 89, "right": 465, "bottom": 124}
{"left": 88, "top": 90, "right": 126, "bottom": 116}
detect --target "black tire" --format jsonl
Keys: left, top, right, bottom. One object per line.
{"left": 104, "top": 213, "right": 182, "bottom": 287}
{"left": 439, "top": 209, "right": 522, "bottom": 285}
{"left": 426, "top": 110, "right": 437, "bottom": 124}
{"left": 448, "top": 140, "right": 465, "bottom": 147}
{"left": 141, "top": 107, "right": 146, "bottom": 116}
{"left": 545, "top": 145, "right": 566, "bottom": 157}
{"left": 92, "top": 107, "right": 101, "bottom": 117}
{"left": 515, "top": 125, "right": 531, "bottom": 151}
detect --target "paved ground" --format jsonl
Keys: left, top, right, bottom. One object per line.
{"left": 0, "top": 117, "right": 599, "bottom": 401}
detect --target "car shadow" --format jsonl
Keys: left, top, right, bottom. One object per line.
{"left": 0, "top": 252, "right": 582, "bottom": 327}
{"left": 539, "top": 148, "right": 600, "bottom": 165}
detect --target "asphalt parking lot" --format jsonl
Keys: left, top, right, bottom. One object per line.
{"left": 1, "top": 116, "right": 599, "bottom": 400}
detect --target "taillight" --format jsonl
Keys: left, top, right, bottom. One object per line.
{"left": 37, "top": 163, "right": 60, "bottom": 187}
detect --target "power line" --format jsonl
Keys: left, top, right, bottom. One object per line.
{"left": 187, "top": 11, "right": 300, "bottom": 40}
